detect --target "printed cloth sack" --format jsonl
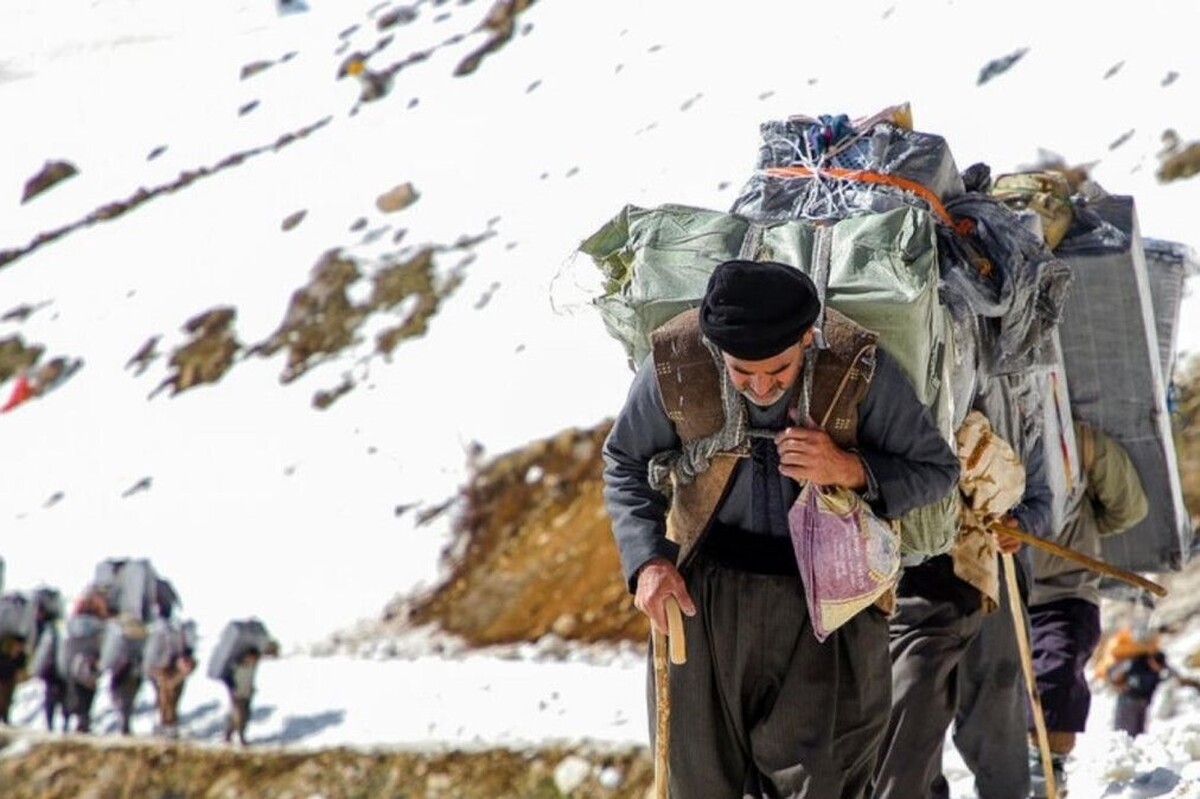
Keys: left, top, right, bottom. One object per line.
{"left": 950, "top": 409, "right": 1027, "bottom": 612}
{"left": 788, "top": 481, "right": 900, "bottom": 642}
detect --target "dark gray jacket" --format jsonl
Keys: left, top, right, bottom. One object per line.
{"left": 603, "top": 347, "right": 960, "bottom": 588}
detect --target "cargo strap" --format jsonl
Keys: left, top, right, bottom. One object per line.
{"left": 763, "top": 166, "right": 975, "bottom": 236}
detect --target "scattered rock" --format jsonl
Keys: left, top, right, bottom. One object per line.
{"left": 1, "top": 304, "right": 39, "bottom": 323}
{"left": 153, "top": 307, "right": 241, "bottom": 397}
{"left": 977, "top": 47, "right": 1029, "bottom": 86}
{"left": 553, "top": 755, "right": 592, "bottom": 795}
{"left": 121, "top": 477, "right": 153, "bottom": 498}
{"left": 0, "top": 335, "right": 45, "bottom": 383}
{"left": 1109, "top": 130, "right": 1135, "bottom": 151}
{"left": 252, "top": 250, "right": 364, "bottom": 383}
{"left": 454, "top": 0, "right": 539, "bottom": 77}
{"left": 281, "top": 210, "right": 308, "bottom": 231}
{"left": 598, "top": 766, "right": 623, "bottom": 789}
{"left": 550, "top": 613, "right": 578, "bottom": 637}
{"left": 312, "top": 376, "right": 355, "bottom": 409}
{"left": 147, "top": 145, "right": 167, "bottom": 161}
{"left": 240, "top": 60, "right": 274, "bottom": 80}
{"left": 378, "top": 6, "right": 418, "bottom": 31}
{"left": 1157, "top": 129, "right": 1200, "bottom": 183}
{"left": 1103, "top": 60, "right": 1125, "bottom": 80}
{"left": 125, "top": 336, "right": 161, "bottom": 377}
{"left": 474, "top": 281, "right": 500, "bottom": 309}
{"left": 21, "top": 160, "right": 78, "bottom": 204}
{"left": 1163, "top": 71, "right": 1180, "bottom": 87}
{"left": 349, "top": 217, "right": 368, "bottom": 232}
{"left": 375, "top": 182, "right": 419, "bottom": 213}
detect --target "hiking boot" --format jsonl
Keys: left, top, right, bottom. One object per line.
{"left": 1029, "top": 746, "right": 1067, "bottom": 798}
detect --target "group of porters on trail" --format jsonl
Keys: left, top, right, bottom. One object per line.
{"left": 587, "top": 102, "right": 1200, "bottom": 798}
{"left": 0, "top": 557, "right": 278, "bottom": 745}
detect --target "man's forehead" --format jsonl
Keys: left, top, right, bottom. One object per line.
{"left": 725, "top": 347, "right": 802, "bottom": 374}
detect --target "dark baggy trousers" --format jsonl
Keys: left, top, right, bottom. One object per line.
{"left": 949, "top": 572, "right": 1031, "bottom": 799}
{"left": 66, "top": 681, "right": 96, "bottom": 733}
{"left": 874, "top": 563, "right": 1029, "bottom": 799}
{"left": 1114, "top": 694, "right": 1152, "bottom": 737}
{"left": 1028, "top": 598, "right": 1102, "bottom": 733}
{"left": 42, "top": 676, "right": 67, "bottom": 731}
{"left": 649, "top": 555, "right": 891, "bottom": 799}
{"left": 110, "top": 667, "right": 142, "bottom": 735}
{"left": 0, "top": 675, "right": 15, "bottom": 725}
{"left": 872, "top": 591, "right": 984, "bottom": 799}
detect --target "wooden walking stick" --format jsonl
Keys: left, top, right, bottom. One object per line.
{"left": 996, "top": 526, "right": 1168, "bottom": 598}
{"left": 652, "top": 596, "right": 687, "bottom": 799}
{"left": 1002, "top": 552, "right": 1057, "bottom": 799}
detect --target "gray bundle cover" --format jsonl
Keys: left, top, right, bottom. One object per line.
{"left": 1142, "top": 237, "right": 1198, "bottom": 385}
{"left": 1055, "top": 195, "right": 1189, "bottom": 572}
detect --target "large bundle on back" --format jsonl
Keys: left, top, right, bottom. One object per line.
{"left": 93, "top": 558, "right": 165, "bottom": 622}
{"left": 1050, "top": 189, "right": 1192, "bottom": 573}
{"left": 583, "top": 105, "right": 1005, "bottom": 559}
{"left": 207, "top": 618, "right": 274, "bottom": 682}
{"left": 1142, "top": 237, "right": 1199, "bottom": 387}
{"left": 56, "top": 613, "right": 105, "bottom": 683}
{"left": 144, "top": 618, "right": 198, "bottom": 672}
{"left": 582, "top": 102, "right": 1194, "bottom": 611}
{"left": 729, "top": 105, "right": 964, "bottom": 224}
{"left": 584, "top": 202, "right": 957, "bottom": 557}
{"left": 0, "top": 593, "right": 33, "bottom": 642}
{"left": 0, "top": 587, "right": 61, "bottom": 650}
{"left": 99, "top": 616, "right": 147, "bottom": 673}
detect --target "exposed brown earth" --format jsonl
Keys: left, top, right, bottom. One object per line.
{"left": 0, "top": 733, "right": 655, "bottom": 799}
{"left": 401, "top": 422, "right": 649, "bottom": 647}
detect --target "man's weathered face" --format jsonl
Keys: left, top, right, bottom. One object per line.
{"left": 721, "top": 330, "right": 812, "bottom": 408}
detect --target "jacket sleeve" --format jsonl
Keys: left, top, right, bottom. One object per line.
{"left": 1009, "top": 433, "right": 1054, "bottom": 539}
{"left": 601, "top": 356, "right": 684, "bottom": 591}
{"left": 1084, "top": 426, "right": 1149, "bottom": 537}
{"left": 854, "top": 348, "right": 960, "bottom": 519}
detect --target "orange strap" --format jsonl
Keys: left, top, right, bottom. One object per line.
{"left": 764, "top": 166, "right": 975, "bottom": 237}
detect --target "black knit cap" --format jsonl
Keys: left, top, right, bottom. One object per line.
{"left": 698, "top": 259, "right": 820, "bottom": 360}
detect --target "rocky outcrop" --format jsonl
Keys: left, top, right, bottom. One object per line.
{"left": 399, "top": 422, "right": 649, "bottom": 647}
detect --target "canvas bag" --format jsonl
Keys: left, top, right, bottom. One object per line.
{"left": 783, "top": 356, "right": 901, "bottom": 644}
{"left": 93, "top": 558, "right": 161, "bottom": 622}
{"left": 56, "top": 614, "right": 104, "bottom": 682}
{"left": 99, "top": 615, "right": 147, "bottom": 672}
{"left": 788, "top": 482, "right": 900, "bottom": 642}
{"left": 581, "top": 203, "right": 960, "bottom": 557}
{"left": 144, "top": 618, "right": 196, "bottom": 671}
{"left": 0, "top": 593, "right": 31, "bottom": 640}
{"left": 207, "top": 618, "right": 271, "bottom": 681}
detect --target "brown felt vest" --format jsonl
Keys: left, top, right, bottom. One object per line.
{"left": 650, "top": 307, "right": 878, "bottom": 568}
